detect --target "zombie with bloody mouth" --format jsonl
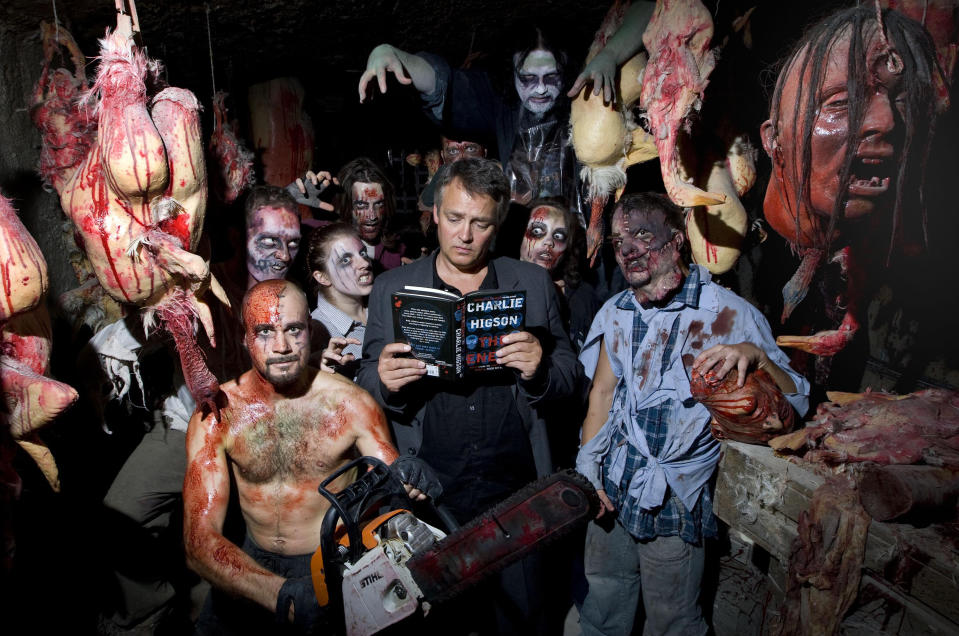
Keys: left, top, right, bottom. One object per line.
{"left": 359, "top": 24, "right": 578, "bottom": 206}
{"left": 185, "top": 280, "right": 440, "bottom": 635}
{"left": 576, "top": 193, "right": 808, "bottom": 635}
{"left": 518, "top": 198, "right": 599, "bottom": 354}
{"left": 759, "top": 6, "right": 940, "bottom": 379}
{"left": 333, "top": 157, "right": 404, "bottom": 273}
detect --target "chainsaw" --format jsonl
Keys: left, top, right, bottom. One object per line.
{"left": 309, "top": 456, "right": 597, "bottom": 636}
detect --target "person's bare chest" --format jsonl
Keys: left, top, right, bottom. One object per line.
{"left": 227, "top": 397, "right": 354, "bottom": 485}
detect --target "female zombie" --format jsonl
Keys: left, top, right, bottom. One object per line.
{"left": 306, "top": 223, "right": 374, "bottom": 379}
{"left": 518, "top": 198, "right": 600, "bottom": 354}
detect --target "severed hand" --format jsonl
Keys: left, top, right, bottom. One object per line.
{"left": 567, "top": 49, "right": 617, "bottom": 104}
{"left": 692, "top": 343, "right": 766, "bottom": 388}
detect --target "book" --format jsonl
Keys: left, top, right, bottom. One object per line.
{"left": 391, "top": 286, "right": 527, "bottom": 380}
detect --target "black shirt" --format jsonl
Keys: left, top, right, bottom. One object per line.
{"left": 418, "top": 258, "right": 536, "bottom": 523}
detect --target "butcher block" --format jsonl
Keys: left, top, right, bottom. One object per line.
{"left": 715, "top": 441, "right": 959, "bottom": 634}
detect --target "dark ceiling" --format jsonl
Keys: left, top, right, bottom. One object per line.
{"left": 0, "top": 1, "right": 845, "bottom": 168}
{"left": 2, "top": 0, "right": 613, "bottom": 95}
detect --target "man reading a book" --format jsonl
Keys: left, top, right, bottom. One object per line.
{"left": 185, "top": 279, "right": 441, "bottom": 635}
{"left": 359, "top": 157, "right": 582, "bottom": 634}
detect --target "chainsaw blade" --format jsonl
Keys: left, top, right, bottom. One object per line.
{"left": 406, "top": 469, "right": 598, "bottom": 605}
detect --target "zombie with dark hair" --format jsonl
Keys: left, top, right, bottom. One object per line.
{"left": 332, "top": 157, "right": 404, "bottom": 272}
{"left": 760, "top": 5, "right": 942, "bottom": 360}
{"left": 575, "top": 191, "right": 808, "bottom": 636}
{"left": 358, "top": 24, "right": 579, "bottom": 205}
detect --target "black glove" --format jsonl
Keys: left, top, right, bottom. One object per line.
{"left": 391, "top": 456, "right": 443, "bottom": 499}
{"left": 276, "top": 575, "right": 323, "bottom": 632}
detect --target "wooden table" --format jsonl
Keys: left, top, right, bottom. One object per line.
{"left": 714, "top": 441, "right": 959, "bottom": 634}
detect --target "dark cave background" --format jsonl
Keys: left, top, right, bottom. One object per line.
{"left": 1, "top": 0, "right": 959, "bottom": 632}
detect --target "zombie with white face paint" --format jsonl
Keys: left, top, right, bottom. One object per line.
{"left": 243, "top": 186, "right": 301, "bottom": 289}
{"left": 358, "top": 26, "right": 578, "bottom": 205}
{"left": 306, "top": 223, "right": 374, "bottom": 379}
{"left": 521, "top": 203, "right": 569, "bottom": 271}
{"left": 575, "top": 193, "right": 808, "bottom": 636}
{"left": 518, "top": 199, "right": 600, "bottom": 355}
{"left": 334, "top": 157, "right": 405, "bottom": 272}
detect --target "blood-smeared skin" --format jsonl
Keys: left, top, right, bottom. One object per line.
{"left": 639, "top": 0, "right": 725, "bottom": 207}
{"left": 882, "top": 0, "right": 957, "bottom": 111}
{"left": 0, "top": 197, "right": 77, "bottom": 492}
{"left": 158, "top": 293, "right": 219, "bottom": 416}
{"left": 351, "top": 182, "right": 387, "bottom": 243}
{"left": 58, "top": 29, "right": 218, "bottom": 410}
{"left": 0, "top": 196, "right": 48, "bottom": 322}
{"left": 585, "top": 195, "right": 606, "bottom": 266}
{"left": 690, "top": 367, "right": 796, "bottom": 444}
{"left": 30, "top": 24, "right": 96, "bottom": 194}
{"left": 611, "top": 205, "right": 685, "bottom": 306}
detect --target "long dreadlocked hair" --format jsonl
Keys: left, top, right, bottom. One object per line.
{"left": 768, "top": 6, "right": 942, "bottom": 262}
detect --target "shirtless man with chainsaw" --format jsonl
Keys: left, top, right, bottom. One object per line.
{"left": 184, "top": 279, "right": 440, "bottom": 635}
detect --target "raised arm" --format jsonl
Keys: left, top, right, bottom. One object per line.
{"left": 183, "top": 410, "right": 284, "bottom": 612}
{"left": 568, "top": 0, "right": 656, "bottom": 102}
{"left": 358, "top": 44, "right": 437, "bottom": 102}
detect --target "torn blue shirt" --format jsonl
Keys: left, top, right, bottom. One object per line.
{"left": 576, "top": 266, "right": 809, "bottom": 536}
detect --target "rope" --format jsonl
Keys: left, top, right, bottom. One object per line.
{"left": 205, "top": 3, "right": 217, "bottom": 103}
{"left": 51, "top": 0, "right": 59, "bottom": 43}
{"left": 874, "top": 0, "right": 904, "bottom": 74}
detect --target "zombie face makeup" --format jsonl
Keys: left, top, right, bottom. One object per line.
{"left": 441, "top": 137, "right": 486, "bottom": 164}
{"left": 513, "top": 49, "right": 562, "bottom": 115}
{"left": 317, "top": 236, "right": 373, "bottom": 298}
{"left": 246, "top": 206, "right": 301, "bottom": 284}
{"left": 243, "top": 281, "right": 310, "bottom": 390}
{"left": 762, "top": 28, "right": 904, "bottom": 247}
{"left": 520, "top": 205, "right": 568, "bottom": 272}
{"left": 610, "top": 205, "right": 684, "bottom": 305}
{"left": 351, "top": 181, "right": 386, "bottom": 243}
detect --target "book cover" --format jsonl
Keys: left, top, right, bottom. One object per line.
{"left": 462, "top": 290, "right": 526, "bottom": 374}
{"left": 392, "top": 287, "right": 526, "bottom": 379}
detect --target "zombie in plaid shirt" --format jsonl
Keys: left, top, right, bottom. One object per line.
{"left": 576, "top": 194, "right": 808, "bottom": 636}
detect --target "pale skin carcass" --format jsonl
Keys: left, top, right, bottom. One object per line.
{"left": 0, "top": 193, "right": 77, "bottom": 492}
{"left": 30, "top": 21, "right": 126, "bottom": 331}
{"left": 55, "top": 15, "right": 227, "bottom": 410}
{"left": 570, "top": 0, "right": 750, "bottom": 272}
